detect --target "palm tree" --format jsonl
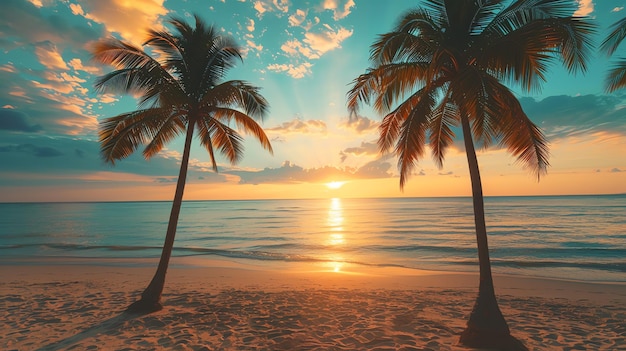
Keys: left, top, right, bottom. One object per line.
{"left": 601, "top": 16, "right": 626, "bottom": 91}
{"left": 347, "top": 0, "right": 594, "bottom": 349}
{"left": 92, "top": 14, "right": 273, "bottom": 313}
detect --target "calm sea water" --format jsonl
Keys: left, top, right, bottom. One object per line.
{"left": 0, "top": 195, "right": 624, "bottom": 282}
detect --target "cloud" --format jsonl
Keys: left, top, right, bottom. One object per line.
{"left": 246, "top": 18, "right": 255, "bottom": 32}
{"left": 0, "top": 134, "right": 230, "bottom": 188}
{"left": 305, "top": 25, "right": 352, "bottom": 55}
{"left": 0, "top": 0, "right": 102, "bottom": 50}
{"left": 74, "top": 0, "right": 169, "bottom": 45}
{"left": 68, "top": 58, "right": 101, "bottom": 74}
{"left": 0, "top": 143, "right": 63, "bottom": 157}
{"left": 519, "top": 95, "right": 626, "bottom": 140}
{"left": 231, "top": 159, "right": 393, "bottom": 185}
{"left": 339, "top": 115, "right": 379, "bottom": 134}
{"left": 574, "top": 0, "right": 593, "bottom": 16}
{"left": 322, "top": 0, "right": 356, "bottom": 20}
{"left": 253, "top": 0, "right": 289, "bottom": 18}
{"left": 0, "top": 109, "right": 42, "bottom": 132}
{"left": 288, "top": 9, "right": 307, "bottom": 27}
{"left": 283, "top": 25, "right": 352, "bottom": 60}
{"left": 267, "top": 62, "right": 313, "bottom": 78}
{"left": 266, "top": 119, "right": 327, "bottom": 135}
{"left": 0, "top": 65, "right": 99, "bottom": 136}
{"left": 34, "top": 42, "right": 69, "bottom": 70}
{"left": 339, "top": 141, "right": 379, "bottom": 162}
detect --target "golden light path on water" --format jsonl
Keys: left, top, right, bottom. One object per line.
{"left": 327, "top": 198, "right": 345, "bottom": 273}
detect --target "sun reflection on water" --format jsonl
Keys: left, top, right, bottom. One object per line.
{"left": 327, "top": 198, "right": 346, "bottom": 272}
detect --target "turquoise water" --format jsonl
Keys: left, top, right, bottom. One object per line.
{"left": 1, "top": 195, "right": 624, "bottom": 282}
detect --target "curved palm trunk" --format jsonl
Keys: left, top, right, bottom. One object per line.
{"left": 458, "top": 115, "right": 527, "bottom": 350}
{"left": 126, "top": 119, "right": 196, "bottom": 314}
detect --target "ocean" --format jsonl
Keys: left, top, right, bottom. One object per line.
{"left": 1, "top": 195, "right": 624, "bottom": 283}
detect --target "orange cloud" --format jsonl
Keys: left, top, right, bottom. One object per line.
{"left": 266, "top": 119, "right": 327, "bottom": 135}
{"left": 34, "top": 44, "right": 68, "bottom": 70}
{"left": 77, "top": 0, "right": 168, "bottom": 45}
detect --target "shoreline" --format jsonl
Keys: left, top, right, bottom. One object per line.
{"left": 1, "top": 262, "right": 625, "bottom": 350}
{"left": 2, "top": 260, "right": 625, "bottom": 301}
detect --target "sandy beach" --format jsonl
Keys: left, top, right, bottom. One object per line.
{"left": 1, "top": 259, "right": 625, "bottom": 351}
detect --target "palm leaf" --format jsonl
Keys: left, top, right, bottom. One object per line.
{"left": 600, "top": 17, "right": 626, "bottom": 56}
{"left": 143, "top": 112, "right": 186, "bottom": 159}
{"left": 210, "top": 108, "right": 273, "bottom": 154}
{"left": 496, "top": 89, "right": 550, "bottom": 179}
{"left": 396, "top": 91, "right": 436, "bottom": 189}
{"left": 429, "top": 91, "right": 458, "bottom": 168}
{"left": 605, "top": 58, "right": 626, "bottom": 92}
{"left": 203, "top": 81, "right": 269, "bottom": 119}
{"left": 196, "top": 116, "right": 244, "bottom": 165}
{"left": 99, "top": 108, "right": 172, "bottom": 163}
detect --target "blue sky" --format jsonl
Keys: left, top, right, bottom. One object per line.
{"left": 0, "top": 0, "right": 625, "bottom": 202}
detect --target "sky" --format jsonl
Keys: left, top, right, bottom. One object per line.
{"left": 0, "top": 0, "right": 625, "bottom": 202}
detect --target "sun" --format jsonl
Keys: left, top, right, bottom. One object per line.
{"left": 326, "top": 181, "right": 345, "bottom": 189}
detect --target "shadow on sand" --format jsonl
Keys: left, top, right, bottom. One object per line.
{"left": 35, "top": 310, "right": 146, "bottom": 351}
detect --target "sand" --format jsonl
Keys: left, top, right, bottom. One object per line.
{"left": 1, "top": 259, "right": 625, "bottom": 351}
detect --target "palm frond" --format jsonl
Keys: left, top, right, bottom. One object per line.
{"left": 377, "top": 89, "right": 426, "bottom": 154}
{"left": 482, "top": 16, "right": 595, "bottom": 92}
{"left": 371, "top": 10, "right": 439, "bottom": 64}
{"left": 209, "top": 108, "right": 273, "bottom": 154}
{"left": 429, "top": 92, "right": 458, "bottom": 168}
{"left": 202, "top": 81, "right": 269, "bottom": 120}
{"left": 605, "top": 58, "right": 626, "bottom": 92}
{"left": 600, "top": 17, "right": 626, "bottom": 56}
{"left": 347, "top": 63, "right": 430, "bottom": 117}
{"left": 99, "top": 108, "right": 172, "bottom": 163}
{"left": 142, "top": 112, "right": 186, "bottom": 159}
{"left": 143, "top": 28, "right": 185, "bottom": 73}
{"left": 396, "top": 92, "right": 436, "bottom": 189}
{"left": 92, "top": 38, "right": 182, "bottom": 107}
{"left": 449, "top": 68, "right": 505, "bottom": 148}
{"left": 550, "top": 17, "right": 597, "bottom": 73}
{"left": 201, "top": 44, "right": 241, "bottom": 97}
{"left": 496, "top": 90, "right": 550, "bottom": 179}
{"left": 196, "top": 116, "right": 244, "bottom": 165}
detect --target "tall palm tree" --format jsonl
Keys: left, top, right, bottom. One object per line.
{"left": 347, "top": 0, "right": 594, "bottom": 349}
{"left": 92, "top": 14, "right": 273, "bottom": 313}
{"left": 601, "top": 16, "right": 626, "bottom": 91}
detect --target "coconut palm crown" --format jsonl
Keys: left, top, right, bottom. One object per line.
{"left": 92, "top": 14, "right": 273, "bottom": 313}
{"left": 347, "top": 0, "right": 594, "bottom": 349}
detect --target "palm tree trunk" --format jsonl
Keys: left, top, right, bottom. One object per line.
{"left": 458, "top": 115, "right": 527, "bottom": 350}
{"left": 126, "top": 120, "right": 196, "bottom": 314}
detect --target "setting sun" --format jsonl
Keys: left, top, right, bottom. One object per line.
{"left": 326, "top": 181, "right": 346, "bottom": 189}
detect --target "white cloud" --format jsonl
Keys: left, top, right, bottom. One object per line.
{"left": 267, "top": 62, "right": 313, "bottom": 78}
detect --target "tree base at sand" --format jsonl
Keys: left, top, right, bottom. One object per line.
{"left": 460, "top": 328, "right": 528, "bottom": 351}
{"left": 125, "top": 298, "right": 163, "bottom": 314}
